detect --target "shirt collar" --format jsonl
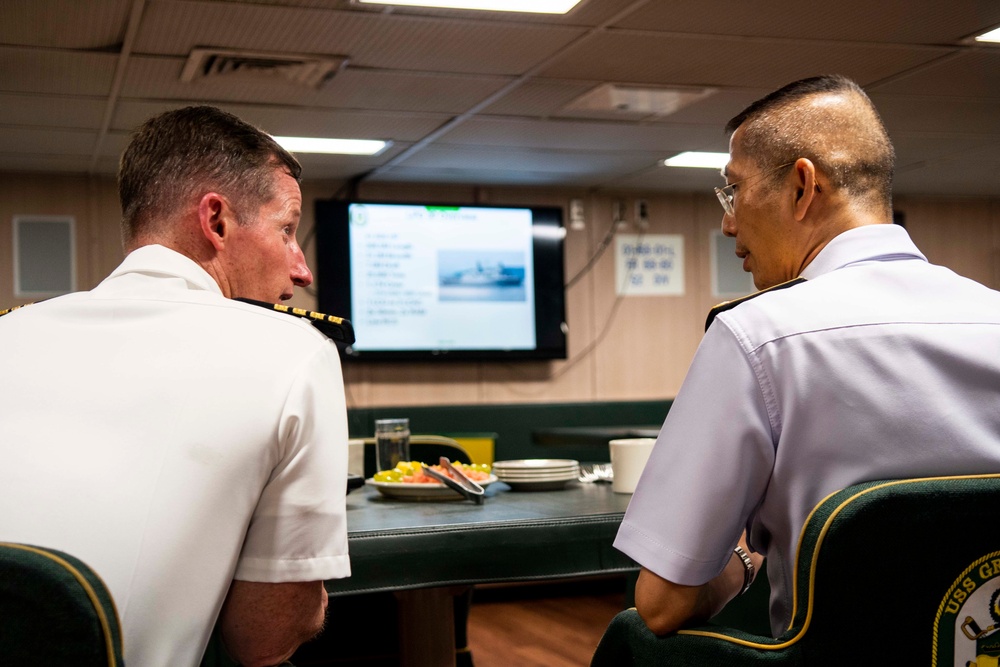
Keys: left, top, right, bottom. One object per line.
{"left": 800, "top": 223, "right": 927, "bottom": 280}
{"left": 103, "top": 244, "right": 224, "bottom": 296}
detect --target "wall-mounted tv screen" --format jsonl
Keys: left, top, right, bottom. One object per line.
{"left": 315, "top": 200, "right": 567, "bottom": 361}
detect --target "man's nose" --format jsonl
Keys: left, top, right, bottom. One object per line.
{"left": 721, "top": 212, "right": 736, "bottom": 237}
{"left": 291, "top": 245, "right": 313, "bottom": 287}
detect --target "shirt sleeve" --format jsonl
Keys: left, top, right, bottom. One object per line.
{"left": 234, "top": 342, "right": 351, "bottom": 582}
{"left": 613, "top": 319, "right": 775, "bottom": 585}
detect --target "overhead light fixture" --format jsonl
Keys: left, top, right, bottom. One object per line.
{"left": 357, "top": 0, "right": 582, "bottom": 14}
{"left": 975, "top": 26, "right": 1000, "bottom": 43}
{"left": 662, "top": 152, "right": 729, "bottom": 169}
{"left": 272, "top": 136, "right": 391, "bottom": 155}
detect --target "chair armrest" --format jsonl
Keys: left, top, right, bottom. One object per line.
{"left": 591, "top": 609, "right": 801, "bottom": 667}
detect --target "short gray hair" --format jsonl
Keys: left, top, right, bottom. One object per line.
{"left": 118, "top": 106, "right": 301, "bottom": 246}
{"left": 726, "top": 75, "right": 895, "bottom": 215}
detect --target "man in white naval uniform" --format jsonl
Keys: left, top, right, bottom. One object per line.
{"left": 0, "top": 106, "right": 352, "bottom": 666}
{"left": 612, "top": 75, "right": 1000, "bottom": 638}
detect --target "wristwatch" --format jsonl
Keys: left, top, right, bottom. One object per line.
{"left": 733, "top": 545, "right": 755, "bottom": 596}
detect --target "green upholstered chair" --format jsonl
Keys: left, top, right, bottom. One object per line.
{"left": 591, "top": 474, "right": 1000, "bottom": 666}
{"left": 0, "top": 542, "right": 124, "bottom": 666}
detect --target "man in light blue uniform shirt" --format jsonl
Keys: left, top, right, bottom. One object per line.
{"left": 613, "top": 75, "right": 1000, "bottom": 637}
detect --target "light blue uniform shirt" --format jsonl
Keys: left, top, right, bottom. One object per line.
{"left": 614, "top": 224, "right": 1000, "bottom": 636}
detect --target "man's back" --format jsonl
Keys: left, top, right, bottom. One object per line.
{"left": 619, "top": 224, "right": 1000, "bottom": 635}
{"left": 718, "top": 225, "right": 1000, "bottom": 628}
{"left": 0, "top": 245, "right": 350, "bottom": 665}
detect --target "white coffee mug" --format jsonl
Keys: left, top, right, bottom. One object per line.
{"left": 609, "top": 438, "right": 656, "bottom": 494}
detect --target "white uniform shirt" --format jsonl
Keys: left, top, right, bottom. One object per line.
{"left": 614, "top": 224, "right": 1000, "bottom": 636}
{"left": 0, "top": 245, "right": 351, "bottom": 666}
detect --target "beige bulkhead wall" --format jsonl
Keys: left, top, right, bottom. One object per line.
{"left": 1, "top": 172, "right": 997, "bottom": 408}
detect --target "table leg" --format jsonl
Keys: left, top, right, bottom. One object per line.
{"left": 395, "top": 587, "right": 459, "bottom": 667}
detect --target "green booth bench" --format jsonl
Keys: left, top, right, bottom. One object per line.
{"left": 346, "top": 398, "right": 674, "bottom": 474}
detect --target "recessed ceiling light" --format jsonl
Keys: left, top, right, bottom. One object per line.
{"left": 662, "top": 152, "right": 729, "bottom": 169}
{"left": 357, "top": 0, "right": 582, "bottom": 14}
{"left": 975, "top": 26, "right": 1000, "bottom": 43}
{"left": 272, "top": 136, "right": 391, "bottom": 155}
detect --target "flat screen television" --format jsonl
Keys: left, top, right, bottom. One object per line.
{"left": 314, "top": 200, "right": 568, "bottom": 361}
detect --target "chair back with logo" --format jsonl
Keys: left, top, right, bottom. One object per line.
{"left": 0, "top": 542, "right": 124, "bottom": 666}
{"left": 591, "top": 474, "right": 1000, "bottom": 666}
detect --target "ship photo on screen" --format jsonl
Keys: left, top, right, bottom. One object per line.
{"left": 315, "top": 200, "right": 567, "bottom": 361}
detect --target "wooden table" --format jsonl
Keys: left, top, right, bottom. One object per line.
{"left": 327, "top": 479, "right": 637, "bottom": 666}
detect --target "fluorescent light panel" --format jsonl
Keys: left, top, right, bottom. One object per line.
{"left": 357, "top": 0, "right": 581, "bottom": 13}
{"left": 663, "top": 151, "right": 729, "bottom": 169}
{"left": 975, "top": 26, "right": 1000, "bottom": 43}
{"left": 273, "top": 136, "right": 389, "bottom": 155}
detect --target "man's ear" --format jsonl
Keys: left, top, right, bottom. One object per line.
{"left": 792, "top": 158, "right": 819, "bottom": 222}
{"left": 198, "top": 192, "right": 230, "bottom": 251}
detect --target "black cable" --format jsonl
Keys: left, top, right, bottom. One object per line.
{"left": 499, "top": 228, "right": 645, "bottom": 394}
{"left": 564, "top": 218, "right": 619, "bottom": 290}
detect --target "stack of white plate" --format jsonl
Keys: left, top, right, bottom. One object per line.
{"left": 492, "top": 459, "right": 580, "bottom": 491}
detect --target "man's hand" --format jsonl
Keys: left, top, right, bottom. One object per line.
{"left": 219, "top": 579, "right": 328, "bottom": 667}
{"left": 634, "top": 535, "right": 763, "bottom": 636}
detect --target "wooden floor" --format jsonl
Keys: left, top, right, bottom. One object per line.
{"left": 466, "top": 583, "right": 627, "bottom": 667}
{"left": 292, "top": 580, "right": 628, "bottom": 666}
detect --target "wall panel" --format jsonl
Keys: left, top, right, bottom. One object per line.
{"left": 2, "top": 172, "right": 996, "bottom": 411}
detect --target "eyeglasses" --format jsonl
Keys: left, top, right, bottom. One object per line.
{"left": 714, "top": 161, "right": 796, "bottom": 216}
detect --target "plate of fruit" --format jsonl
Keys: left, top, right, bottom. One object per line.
{"left": 366, "top": 461, "right": 497, "bottom": 500}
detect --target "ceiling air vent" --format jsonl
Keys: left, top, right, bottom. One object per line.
{"left": 561, "top": 84, "right": 716, "bottom": 120}
{"left": 180, "top": 48, "right": 348, "bottom": 88}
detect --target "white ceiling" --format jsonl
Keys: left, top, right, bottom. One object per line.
{"left": 2, "top": 0, "right": 999, "bottom": 196}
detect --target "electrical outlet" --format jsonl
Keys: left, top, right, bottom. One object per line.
{"left": 613, "top": 199, "right": 627, "bottom": 228}
{"left": 569, "top": 198, "right": 586, "bottom": 230}
{"left": 635, "top": 199, "right": 649, "bottom": 229}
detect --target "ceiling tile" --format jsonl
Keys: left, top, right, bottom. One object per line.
{"left": 442, "top": 117, "right": 725, "bottom": 153}
{"left": 872, "top": 93, "right": 1000, "bottom": 134}
{"left": 481, "top": 78, "right": 608, "bottom": 117}
{"left": 217, "top": 0, "right": 644, "bottom": 26}
{"left": 112, "top": 99, "right": 447, "bottom": 141}
{"left": 611, "top": 165, "right": 724, "bottom": 194}
{"left": 0, "top": 127, "right": 98, "bottom": 155}
{"left": 367, "top": 165, "right": 609, "bottom": 188}
{"left": 319, "top": 68, "right": 512, "bottom": 114}
{"left": 0, "top": 93, "right": 107, "bottom": 129}
{"left": 389, "top": 143, "right": 660, "bottom": 174}
{"left": 0, "top": 154, "right": 96, "bottom": 173}
{"left": 134, "top": 1, "right": 585, "bottom": 75}
{"left": 0, "top": 46, "right": 117, "bottom": 96}
{"left": 0, "top": 0, "right": 129, "bottom": 49}
{"left": 870, "top": 49, "right": 1000, "bottom": 99}
{"left": 613, "top": 0, "right": 1000, "bottom": 44}
{"left": 538, "top": 32, "right": 954, "bottom": 89}
{"left": 120, "top": 55, "right": 512, "bottom": 114}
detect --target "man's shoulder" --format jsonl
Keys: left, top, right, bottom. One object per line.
{"left": 232, "top": 299, "right": 354, "bottom": 347}
{"left": 705, "top": 278, "right": 807, "bottom": 332}
{"left": 209, "top": 297, "right": 338, "bottom": 345}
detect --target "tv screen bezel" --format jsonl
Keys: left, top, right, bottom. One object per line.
{"left": 314, "top": 199, "right": 568, "bottom": 362}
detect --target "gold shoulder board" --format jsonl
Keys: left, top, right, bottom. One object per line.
{"left": 705, "top": 277, "right": 806, "bottom": 332}
{"left": 235, "top": 298, "right": 356, "bottom": 346}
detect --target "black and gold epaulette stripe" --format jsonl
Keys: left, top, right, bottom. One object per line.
{"left": 0, "top": 303, "right": 32, "bottom": 318}
{"left": 235, "top": 298, "right": 356, "bottom": 346}
{"left": 705, "top": 277, "right": 806, "bottom": 331}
